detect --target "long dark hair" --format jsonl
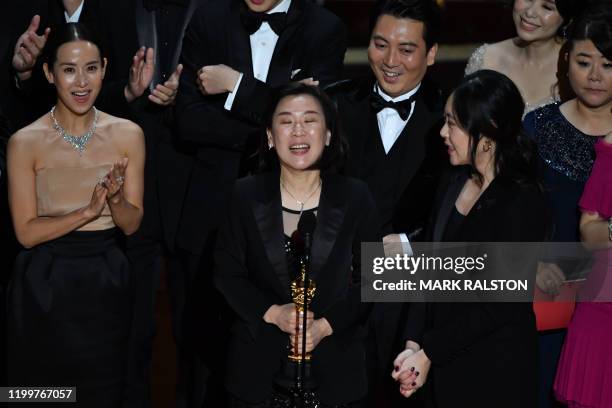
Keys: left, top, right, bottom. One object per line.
{"left": 260, "top": 83, "right": 347, "bottom": 174}
{"left": 44, "top": 23, "right": 105, "bottom": 67}
{"left": 451, "top": 70, "right": 538, "bottom": 185}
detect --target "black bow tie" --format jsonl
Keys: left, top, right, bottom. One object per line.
{"left": 370, "top": 91, "right": 417, "bottom": 121}
{"left": 240, "top": 6, "right": 287, "bottom": 35}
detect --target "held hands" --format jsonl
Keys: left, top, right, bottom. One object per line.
{"left": 125, "top": 47, "right": 155, "bottom": 103}
{"left": 536, "top": 262, "right": 565, "bottom": 296}
{"left": 148, "top": 64, "right": 183, "bottom": 106}
{"left": 392, "top": 341, "right": 431, "bottom": 398}
{"left": 292, "top": 318, "right": 333, "bottom": 354}
{"left": 100, "top": 158, "right": 128, "bottom": 205}
{"left": 197, "top": 64, "right": 241, "bottom": 95}
{"left": 12, "top": 15, "right": 51, "bottom": 81}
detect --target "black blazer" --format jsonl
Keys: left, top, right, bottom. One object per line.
{"left": 403, "top": 169, "right": 547, "bottom": 408}
{"left": 214, "top": 172, "right": 381, "bottom": 405}
{"left": 175, "top": 0, "right": 346, "bottom": 254}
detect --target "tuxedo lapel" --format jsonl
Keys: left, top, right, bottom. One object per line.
{"left": 433, "top": 171, "right": 468, "bottom": 242}
{"left": 310, "top": 175, "right": 346, "bottom": 278}
{"left": 252, "top": 174, "right": 291, "bottom": 291}
{"left": 265, "top": 0, "right": 304, "bottom": 85}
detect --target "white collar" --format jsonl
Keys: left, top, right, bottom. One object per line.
{"left": 268, "top": 0, "right": 291, "bottom": 14}
{"left": 375, "top": 82, "right": 421, "bottom": 103}
{"left": 64, "top": 0, "right": 85, "bottom": 22}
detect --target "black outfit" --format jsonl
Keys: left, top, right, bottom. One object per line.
{"left": 328, "top": 77, "right": 447, "bottom": 407}
{"left": 175, "top": 0, "right": 346, "bottom": 255}
{"left": 175, "top": 2, "right": 346, "bottom": 404}
{"left": 214, "top": 172, "right": 381, "bottom": 405}
{"left": 8, "top": 230, "right": 132, "bottom": 408}
{"left": 403, "top": 169, "right": 548, "bottom": 408}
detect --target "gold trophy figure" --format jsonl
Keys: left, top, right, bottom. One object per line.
{"left": 289, "top": 262, "right": 316, "bottom": 362}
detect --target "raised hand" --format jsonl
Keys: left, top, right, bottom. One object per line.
{"left": 149, "top": 64, "right": 183, "bottom": 106}
{"left": 125, "top": 47, "right": 155, "bottom": 103}
{"left": 84, "top": 183, "right": 108, "bottom": 221}
{"left": 12, "top": 15, "right": 51, "bottom": 81}
{"left": 102, "top": 157, "right": 128, "bottom": 204}
{"left": 197, "top": 64, "right": 241, "bottom": 95}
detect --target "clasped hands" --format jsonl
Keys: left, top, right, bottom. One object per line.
{"left": 264, "top": 303, "right": 332, "bottom": 353}
{"left": 391, "top": 340, "right": 431, "bottom": 398}
{"left": 85, "top": 158, "right": 128, "bottom": 220}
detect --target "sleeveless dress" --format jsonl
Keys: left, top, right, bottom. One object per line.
{"left": 554, "top": 140, "right": 612, "bottom": 408}
{"left": 7, "top": 165, "right": 133, "bottom": 408}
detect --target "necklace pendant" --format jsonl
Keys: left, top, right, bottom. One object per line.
{"left": 50, "top": 106, "right": 99, "bottom": 155}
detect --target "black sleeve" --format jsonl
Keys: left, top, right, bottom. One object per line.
{"left": 175, "top": 11, "right": 257, "bottom": 149}
{"left": 321, "top": 184, "right": 381, "bottom": 334}
{"left": 213, "top": 185, "right": 275, "bottom": 341}
{"left": 231, "top": 16, "right": 347, "bottom": 125}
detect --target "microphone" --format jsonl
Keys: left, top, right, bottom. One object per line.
{"left": 296, "top": 212, "right": 317, "bottom": 391}
{"left": 297, "top": 212, "right": 316, "bottom": 259}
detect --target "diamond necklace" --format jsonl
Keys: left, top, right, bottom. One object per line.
{"left": 50, "top": 106, "right": 99, "bottom": 155}
{"left": 280, "top": 178, "right": 322, "bottom": 215}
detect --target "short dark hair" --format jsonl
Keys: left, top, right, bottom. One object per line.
{"left": 568, "top": 3, "right": 612, "bottom": 60}
{"left": 44, "top": 23, "right": 105, "bottom": 67}
{"left": 451, "top": 70, "right": 538, "bottom": 186}
{"left": 371, "top": 0, "right": 442, "bottom": 50}
{"left": 260, "top": 83, "right": 347, "bottom": 174}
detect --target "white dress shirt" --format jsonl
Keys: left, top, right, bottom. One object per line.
{"left": 375, "top": 83, "right": 420, "bottom": 154}
{"left": 64, "top": 0, "right": 85, "bottom": 22}
{"left": 225, "top": 0, "right": 292, "bottom": 110}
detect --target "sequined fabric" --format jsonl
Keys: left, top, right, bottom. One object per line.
{"left": 464, "top": 43, "right": 487, "bottom": 75}
{"left": 532, "top": 104, "right": 602, "bottom": 182}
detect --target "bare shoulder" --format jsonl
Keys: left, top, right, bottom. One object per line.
{"left": 8, "top": 115, "right": 50, "bottom": 151}
{"left": 484, "top": 39, "right": 518, "bottom": 68}
{"left": 96, "top": 111, "right": 144, "bottom": 145}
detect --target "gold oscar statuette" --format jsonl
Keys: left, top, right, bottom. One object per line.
{"left": 289, "top": 263, "right": 316, "bottom": 362}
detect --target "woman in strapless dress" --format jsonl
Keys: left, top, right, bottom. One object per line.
{"left": 6, "top": 23, "right": 144, "bottom": 407}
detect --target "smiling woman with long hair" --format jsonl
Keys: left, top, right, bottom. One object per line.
{"left": 6, "top": 23, "right": 144, "bottom": 407}
{"left": 465, "top": 0, "right": 580, "bottom": 115}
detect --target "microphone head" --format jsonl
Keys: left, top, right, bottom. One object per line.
{"left": 298, "top": 212, "right": 317, "bottom": 237}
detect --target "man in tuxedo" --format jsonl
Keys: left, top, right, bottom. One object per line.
{"left": 327, "top": 0, "right": 446, "bottom": 406}
{"left": 174, "top": 0, "right": 346, "bottom": 405}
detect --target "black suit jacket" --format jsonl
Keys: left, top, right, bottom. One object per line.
{"left": 175, "top": 0, "right": 346, "bottom": 254}
{"left": 331, "top": 76, "right": 447, "bottom": 238}
{"left": 214, "top": 172, "right": 381, "bottom": 404}
{"left": 403, "top": 169, "right": 547, "bottom": 408}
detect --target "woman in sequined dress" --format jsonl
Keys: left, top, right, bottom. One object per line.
{"left": 522, "top": 6, "right": 612, "bottom": 408}
{"left": 465, "top": 0, "right": 579, "bottom": 116}
{"left": 6, "top": 23, "right": 144, "bottom": 407}
{"left": 214, "top": 83, "right": 381, "bottom": 407}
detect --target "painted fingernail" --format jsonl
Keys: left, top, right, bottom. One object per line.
{"left": 411, "top": 382, "right": 417, "bottom": 387}
{"left": 410, "top": 367, "right": 415, "bottom": 372}
{"left": 394, "top": 366, "right": 399, "bottom": 372}
{"left": 415, "top": 371, "right": 420, "bottom": 377}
